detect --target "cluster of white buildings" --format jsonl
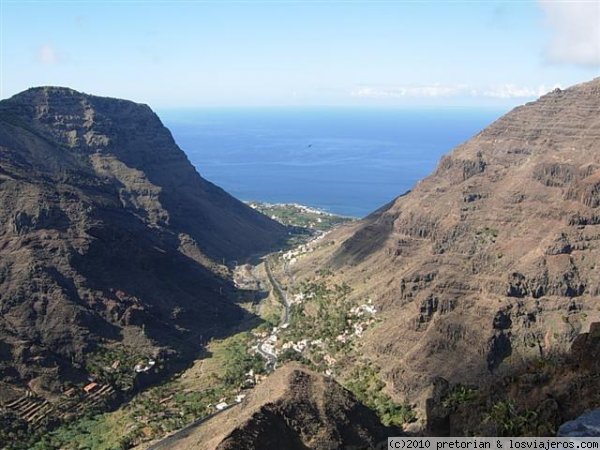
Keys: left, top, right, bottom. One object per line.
{"left": 134, "top": 358, "right": 156, "bottom": 373}
{"left": 282, "top": 245, "right": 312, "bottom": 265}
{"left": 349, "top": 301, "right": 377, "bottom": 316}
{"left": 282, "top": 231, "right": 330, "bottom": 265}
{"left": 281, "top": 339, "right": 308, "bottom": 353}
{"left": 289, "top": 203, "right": 334, "bottom": 216}
{"left": 335, "top": 301, "right": 378, "bottom": 343}
{"left": 256, "top": 297, "right": 378, "bottom": 359}
{"left": 280, "top": 337, "right": 330, "bottom": 355}
{"left": 290, "top": 292, "right": 307, "bottom": 305}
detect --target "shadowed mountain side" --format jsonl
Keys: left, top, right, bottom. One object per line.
{"left": 0, "top": 87, "right": 288, "bottom": 261}
{"left": 332, "top": 196, "right": 401, "bottom": 266}
{"left": 159, "top": 363, "right": 402, "bottom": 450}
{"left": 0, "top": 87, "right": 288, "bottom": 399}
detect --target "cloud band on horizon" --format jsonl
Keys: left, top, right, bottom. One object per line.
{"left": 350, "top": 83, "right": 563, "bottom": 100}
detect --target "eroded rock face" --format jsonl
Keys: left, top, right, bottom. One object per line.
{"left": 570, "top": 322, "right": 600, "bottom": 372}
{"left": 0, "top": 87, "right": 288, "bottom": 398}
{"left": 425, "top": 323, "right": 600, "bottom": 436}
{"left": 300, "top": 78, "right": 600, "bottom": 406}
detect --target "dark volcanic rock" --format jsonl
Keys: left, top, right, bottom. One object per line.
{"left": 0, "top": 87, "right": 288, "bottom": 398}
{"left": 165, "top": 363, "right": 402, "bottom": 450}
{"left": 570, "top": 322, "right": 600, "bottom": 372}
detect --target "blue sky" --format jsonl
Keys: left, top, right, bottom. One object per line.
{"left": 1, "top": 1, "right": 598, "bottom": 107}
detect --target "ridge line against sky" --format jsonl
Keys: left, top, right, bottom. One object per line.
{"left": 1, "top": 0, "right": 599, "bottom": 107}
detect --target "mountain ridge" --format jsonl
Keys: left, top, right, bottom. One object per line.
{"left": 155, "top": 363, "right": 402, "bottom": 450}
{"left": 0, "top": 86, "right": 287, "bottom": 401}
{"left": 284, "top": 77, "right": 600, "bottom": 412}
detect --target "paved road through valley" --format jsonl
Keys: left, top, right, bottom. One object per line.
{"left": 147, "top": 257, "right": 291, "bottom": 449}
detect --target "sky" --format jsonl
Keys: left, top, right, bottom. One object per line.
{"left": 1, "top": 0, "right": 599, "bottom": 107}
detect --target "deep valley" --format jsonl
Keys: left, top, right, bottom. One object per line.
{"left": 2, "top": 78, "right": 600, "bottom": 449}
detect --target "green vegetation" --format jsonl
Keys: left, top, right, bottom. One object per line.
{"left": 276, "top": 278, "right": 396, "bottom": 424}
{"left": 31, "top": 414, "right": 133, "bottom": 450}
{"left": 2, "top": 345, "right": 153, "bottom": 450}
{"left": 475, "top": 226, "right": 499, "bottom": 243}
{"left": 285, "top": 281, "right": 353, "bottom": 344}
{"left": 86, "top": 346, "right": 153, "bottom": 392}
{"left": 0, "top": 412, "right": 38, "bottom": 450}
{"left": 441, "top": 385, "right": 479, "bottom": 410}
{"left": 247, "top": 201, "right": 354, "bottom": 232}
{"left": 483, "top": 400, "right": 546, "bottom": 436}
{"left": 277, "top": 348, "right": 312, "bottom": 365}
{"left": 23, "top": 330, "right": 268, "bottom": 449}
{"left": 344, "top": 363, "right": 416, "bottom": 427}
{"left": 2, "top": 408, "right": 135, "bottom": 450}
{"left": 315, "top": 268, "right": 334, "bottom": 277}
{"left": 435, "top": 350, "right": 588, "bottom": 436}
{"left": 218, "top": 331, "right": 267, "bottom": 387}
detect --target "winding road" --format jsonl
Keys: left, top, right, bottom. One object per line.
{"left": 255, "top": 257, "right": 291, "bottom": 369}
{"left": 265, "top": 257, "right": 291, "bottom": 324}
{"left": 147, "top": 257, "right": 291, "bottom": 449}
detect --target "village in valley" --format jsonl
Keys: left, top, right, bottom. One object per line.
{"left": 3, "top": 206, "right": 410, "bottom": 449}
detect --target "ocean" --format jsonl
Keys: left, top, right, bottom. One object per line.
{"left": 159, "top": 107, "right": 507, "bottom": 218}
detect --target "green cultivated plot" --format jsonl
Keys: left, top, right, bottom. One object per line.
{"left": 246, "top": 202, "right": 355, "bottom": 232}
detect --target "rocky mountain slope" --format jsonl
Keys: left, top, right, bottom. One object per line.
{"left": 157, "top": 363, "right": 401, "bottom": 450}
{"left": 0, "top": 87, "right": 288, "bottom": 400}
{"left": 287, "top": 78, "right": 600, "bottom": 415}
{"left": 426, "top": 322, "right": 600, "bottom": 436}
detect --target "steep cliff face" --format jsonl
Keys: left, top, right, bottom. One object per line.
{"left": 296, "top": 78, "right": 600, "bottom": 406}
{"left": 163, "top": 364, "right": 401, "bottom": 450}
{"left": 0, "top": 87, "right": 287, "bottom": 398}
{"left": 0, "top": 87, "right": 287, "bottom": 261}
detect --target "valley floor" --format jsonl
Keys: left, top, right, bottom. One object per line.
{"left": 4, "top": 206, "right": 370, "bottom": 450}
{"left": 5, "top": 201, "right": 600, "bottom": 449}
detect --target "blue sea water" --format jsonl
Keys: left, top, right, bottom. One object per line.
{"left": 159, "top": 108, "right": 507, "bottom": 218}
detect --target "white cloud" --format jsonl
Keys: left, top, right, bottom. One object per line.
{"left": 482, "top": 84, "right": 562, "bottom": 99}
{"left": 351, "top": 84, "right": 560, "bottom": 100}
{"left": 351, "top": 84, "right": 469, "bottom": 98}
{"left": 37, "top": 44, "right": 61, "bottom": 65}
{"left": 539, "top": 0, "right": 600, "bottom": 67}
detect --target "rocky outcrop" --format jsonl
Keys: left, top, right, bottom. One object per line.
{"left": 163, "top": 363, "right": 402, "bottom": 450}
{"left": 558, "top": 409, "right": 600, "bottom": 437}
{"left": 425, "top": 323, "right": 600, "bottom": 436}
{"left": 0, "top": 87, "right": 288, "bottom": 399}
{"left": 570, "top": 322, "right": 600, "bottom": 372}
